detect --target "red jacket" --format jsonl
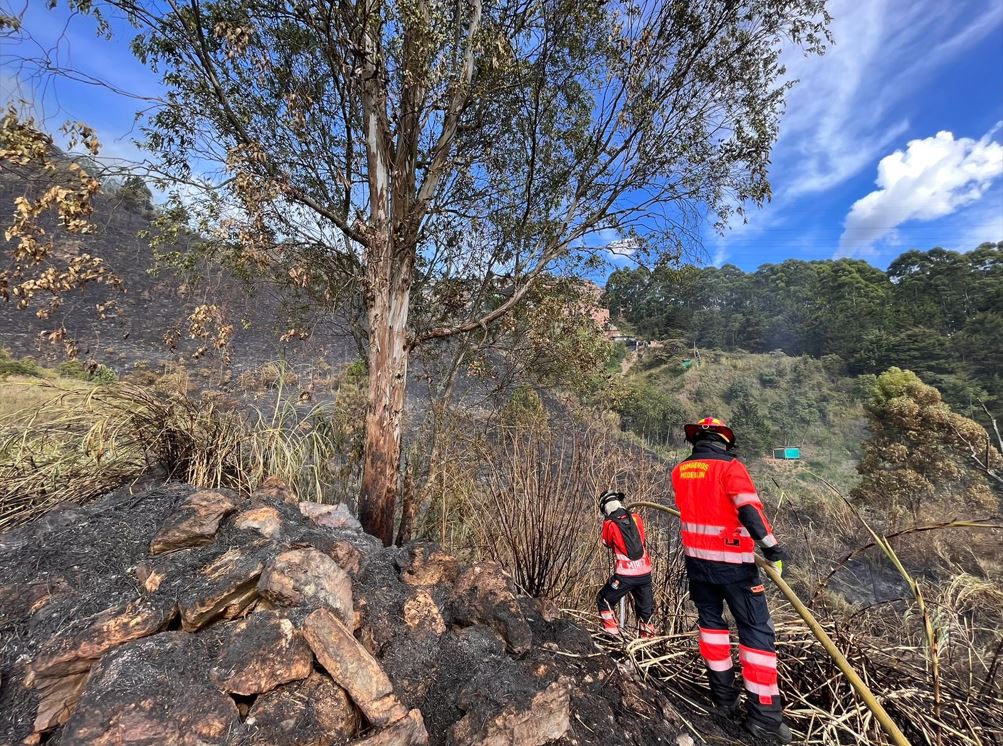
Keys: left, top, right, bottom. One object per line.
{"left": 601, "top": 509, "right": 653, "bottom": 577}
{"left": 671, "top": 441, "right": 777, "bottom": 580}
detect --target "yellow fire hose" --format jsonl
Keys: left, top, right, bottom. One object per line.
{"left": 628, "top": 500, "right": 911, "bottom": 746}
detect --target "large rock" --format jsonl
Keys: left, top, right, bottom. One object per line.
{"left": 25, "top": 595, "right": 177, "bottom": 734}
{"left": 350, "top": 709, "right": 429, "bottom": 746}
{"left": 324, "top": 538, "right": 364, "bottom": 575}
{"left": 404, "top": 590, "right": 447, "bottom": 635}
{"left": 149, "top": 490, "right": 239, "bottom": 555}
{"left": 233, "top": 505, "right": 283, "bottom": 539}
{"left": 449, "top": 680, "right": 570, "bottom": 746}
{"left": 210, "top": 611, "right": 313, "bottom": 695}
{"left": 0, "top": 576, "right": 72, "bottom": 624}
{"left": 59, "top": 632, "right": 241, "bottom": 746}
{"left": 178, "top": 547, "right": 265, "bottom": 631}
{"left": 25, "top": 671, "right": 89, "bottom": 739}
{"left": 245, "top": 671, "right": 359, "bottom": 745}
{"left": 259, "top": 547, "right": 353, "bottom": 625}
{"left": 301, "top": 608, "right": 411, "bottom": 729}
{"left": 299, "top": 500, "right": 362, "bottom": 530}
{"left": 398, "top": 543, "right": 460, "bottom": 587}
{"left": 450, "top": 562, "right": 532, "bottom": 656}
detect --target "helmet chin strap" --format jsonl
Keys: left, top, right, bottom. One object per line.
{"left": 602, "top": 499, "right": 624, "bottom": 516}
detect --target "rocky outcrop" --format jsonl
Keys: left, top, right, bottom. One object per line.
{"left": 0, "top": 480, "right": 688, "bottom": 745}
{"left": 260, "top": 547, "right": 354, "bottom": 625}
{"left": 209, "top": 611, "right": 313, "bottom": 695}
{"left": 150, "top": 490, "right": 239, "bottom": 554}
{"left": 450, "top": 680, "right": 571, "bottom": 746}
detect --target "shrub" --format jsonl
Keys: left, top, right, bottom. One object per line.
{"left": 57, "top": 360, "right": 117, "bottom": 384}
{"left": 758, "top": 367, "right": 782, "bottom": 387}
{"left": 472, "top": 423, "right": 672, "bottom": 600}
{"left": 89, "top": 365, "right": 117, "bottom": 384}
{"left": 0, "top": 380, "right": 366, "bottom": 530}
{"left": 237, "top": 361, "right": 299, "bottom": 391}
{"left": 615, "top": 382, "right": 686, "bottom": 447}
{"left": 0, "top": 353, "right": 43, "bottom": 378}
{"left": 56, "top": 360, "right": 88, "bottom": 379}
{"left": 500, "top": 385, "right": 547, "bottom": 429}
{"left": 343, "top": 358, "right": 368, "bottom": 383}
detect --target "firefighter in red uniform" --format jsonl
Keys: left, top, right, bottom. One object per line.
{"left": 596, "top": 490, "right": 656, "bottom": 638}
{"left": 671, "top": 417, "right": 792, "bottom": 744}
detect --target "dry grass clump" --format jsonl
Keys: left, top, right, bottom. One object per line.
{"left": 466, "top": 419, "right": 673, "bottom": 600}
{"left": 582, "top": 609, "right": 1003, "bottom": 745}
{"left": 0, "top": 373, "right": 366, "bottom": 531}
{"left": 237, "top": 361, "right": 300, "bottom": 391}
{"left": 0, "top": 381, "right": 152, "bottom": 530}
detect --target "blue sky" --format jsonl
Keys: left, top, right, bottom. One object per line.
{"left": 2, "top": 0, "right": 1002, "bottom": 273}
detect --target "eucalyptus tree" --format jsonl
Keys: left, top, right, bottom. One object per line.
{"left": 62, "top": 0, "right": 829, "bottom": 544}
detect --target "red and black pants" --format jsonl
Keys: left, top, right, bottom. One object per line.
{"left": 597, "top": 572, "right": 654, "bottom": 629}
{"left": 690, "top": 576, "right": 782, "bottom": 727}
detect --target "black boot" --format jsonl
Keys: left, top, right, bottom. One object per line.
{"left": 743, "top": 718, "right": 792, "bottom": 744}
{"left": 712, "top": 700, "right": 738, "bottom": 719}
{"left": 711, "top": 686, "right": 740, "bottom": 719}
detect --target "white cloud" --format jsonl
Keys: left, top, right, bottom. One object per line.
{"left": 711, "top": 245, "right": 728, "bottom": 267}
{"left": 837, "top": 125, "right": 1003, "bottom": 256}
{"left": 775, "top": 0, "right": 1002, "bottom": 200}
{"left": 606, "top": 237, "right": 638, "bottom": 257}
{"left": 708, "top": 0, "right": 1003, "bottom": 254}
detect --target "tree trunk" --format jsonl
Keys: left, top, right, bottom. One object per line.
{"left": 359, "top": 245, "right": 413, "bottom": 546}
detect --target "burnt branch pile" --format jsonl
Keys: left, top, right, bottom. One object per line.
{"left": 572, "top": 593, "right": 1003, "bottom": 745}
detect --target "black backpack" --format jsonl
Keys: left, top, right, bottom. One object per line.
{"left": 611, "top": 509, "right": 644, "bottom": 560}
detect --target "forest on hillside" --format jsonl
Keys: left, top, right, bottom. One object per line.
{"left": 604, "top": 245, "right": 1003, "bottom": 415}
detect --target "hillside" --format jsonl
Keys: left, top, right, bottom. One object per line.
{"left": 0, "top": 161, "right": 361, "bottom": 374}
{"left": 615, "top": 349, "right": 865, "bottom": 490}
{"left": 604, "top": 247, "right": 1003, "bottom": 420}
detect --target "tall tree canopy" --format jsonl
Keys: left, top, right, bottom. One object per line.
{"left": 852, "top": 367, "right": 1002, "bottom": 522}
{"left": 33, "top": 0, "right": 830, "bottom": 543}
{"left": 604, "top": 244, "right": 1003, "bottom": 418}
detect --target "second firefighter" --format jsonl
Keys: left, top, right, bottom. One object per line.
{"left": 596, "top": 490, "right": 656, "bottom": 638}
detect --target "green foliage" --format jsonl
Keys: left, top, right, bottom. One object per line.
{"left": 56, "top": 360, "right": 118, "bottom": 384}
{"left": 852, "top": 368, "right": 1002, "bottom": 521}
{"left": 616, "top": 382, "right": 687, "bottom": 446}
{"left": 500, "top": 385, "right": 548, "bottom": 429}
{"left": 115, "top": 174, "right": 154, "bottom": 213}
{"left": 617, "top": 352, "right": 863, "bottom": 488}
{"left": 722, "top": 375, "right": 775, "bottom": 456}
{"left": 89, "top": 365, "right": 118, "bottom": 384}
{"left": 758, "top": 367, "right": 783, "bottom": 388}
{"left": 0, "top": 351, "right": 42, "bottom": 378}
{"left": 343, "top": 358, "right": 368, "bottom": 384}
{"left": 606, "top": 341, "right": 628, "bottom": 372}
{"left": 605, "top": 244, "right": 1003, "bottom": 416}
